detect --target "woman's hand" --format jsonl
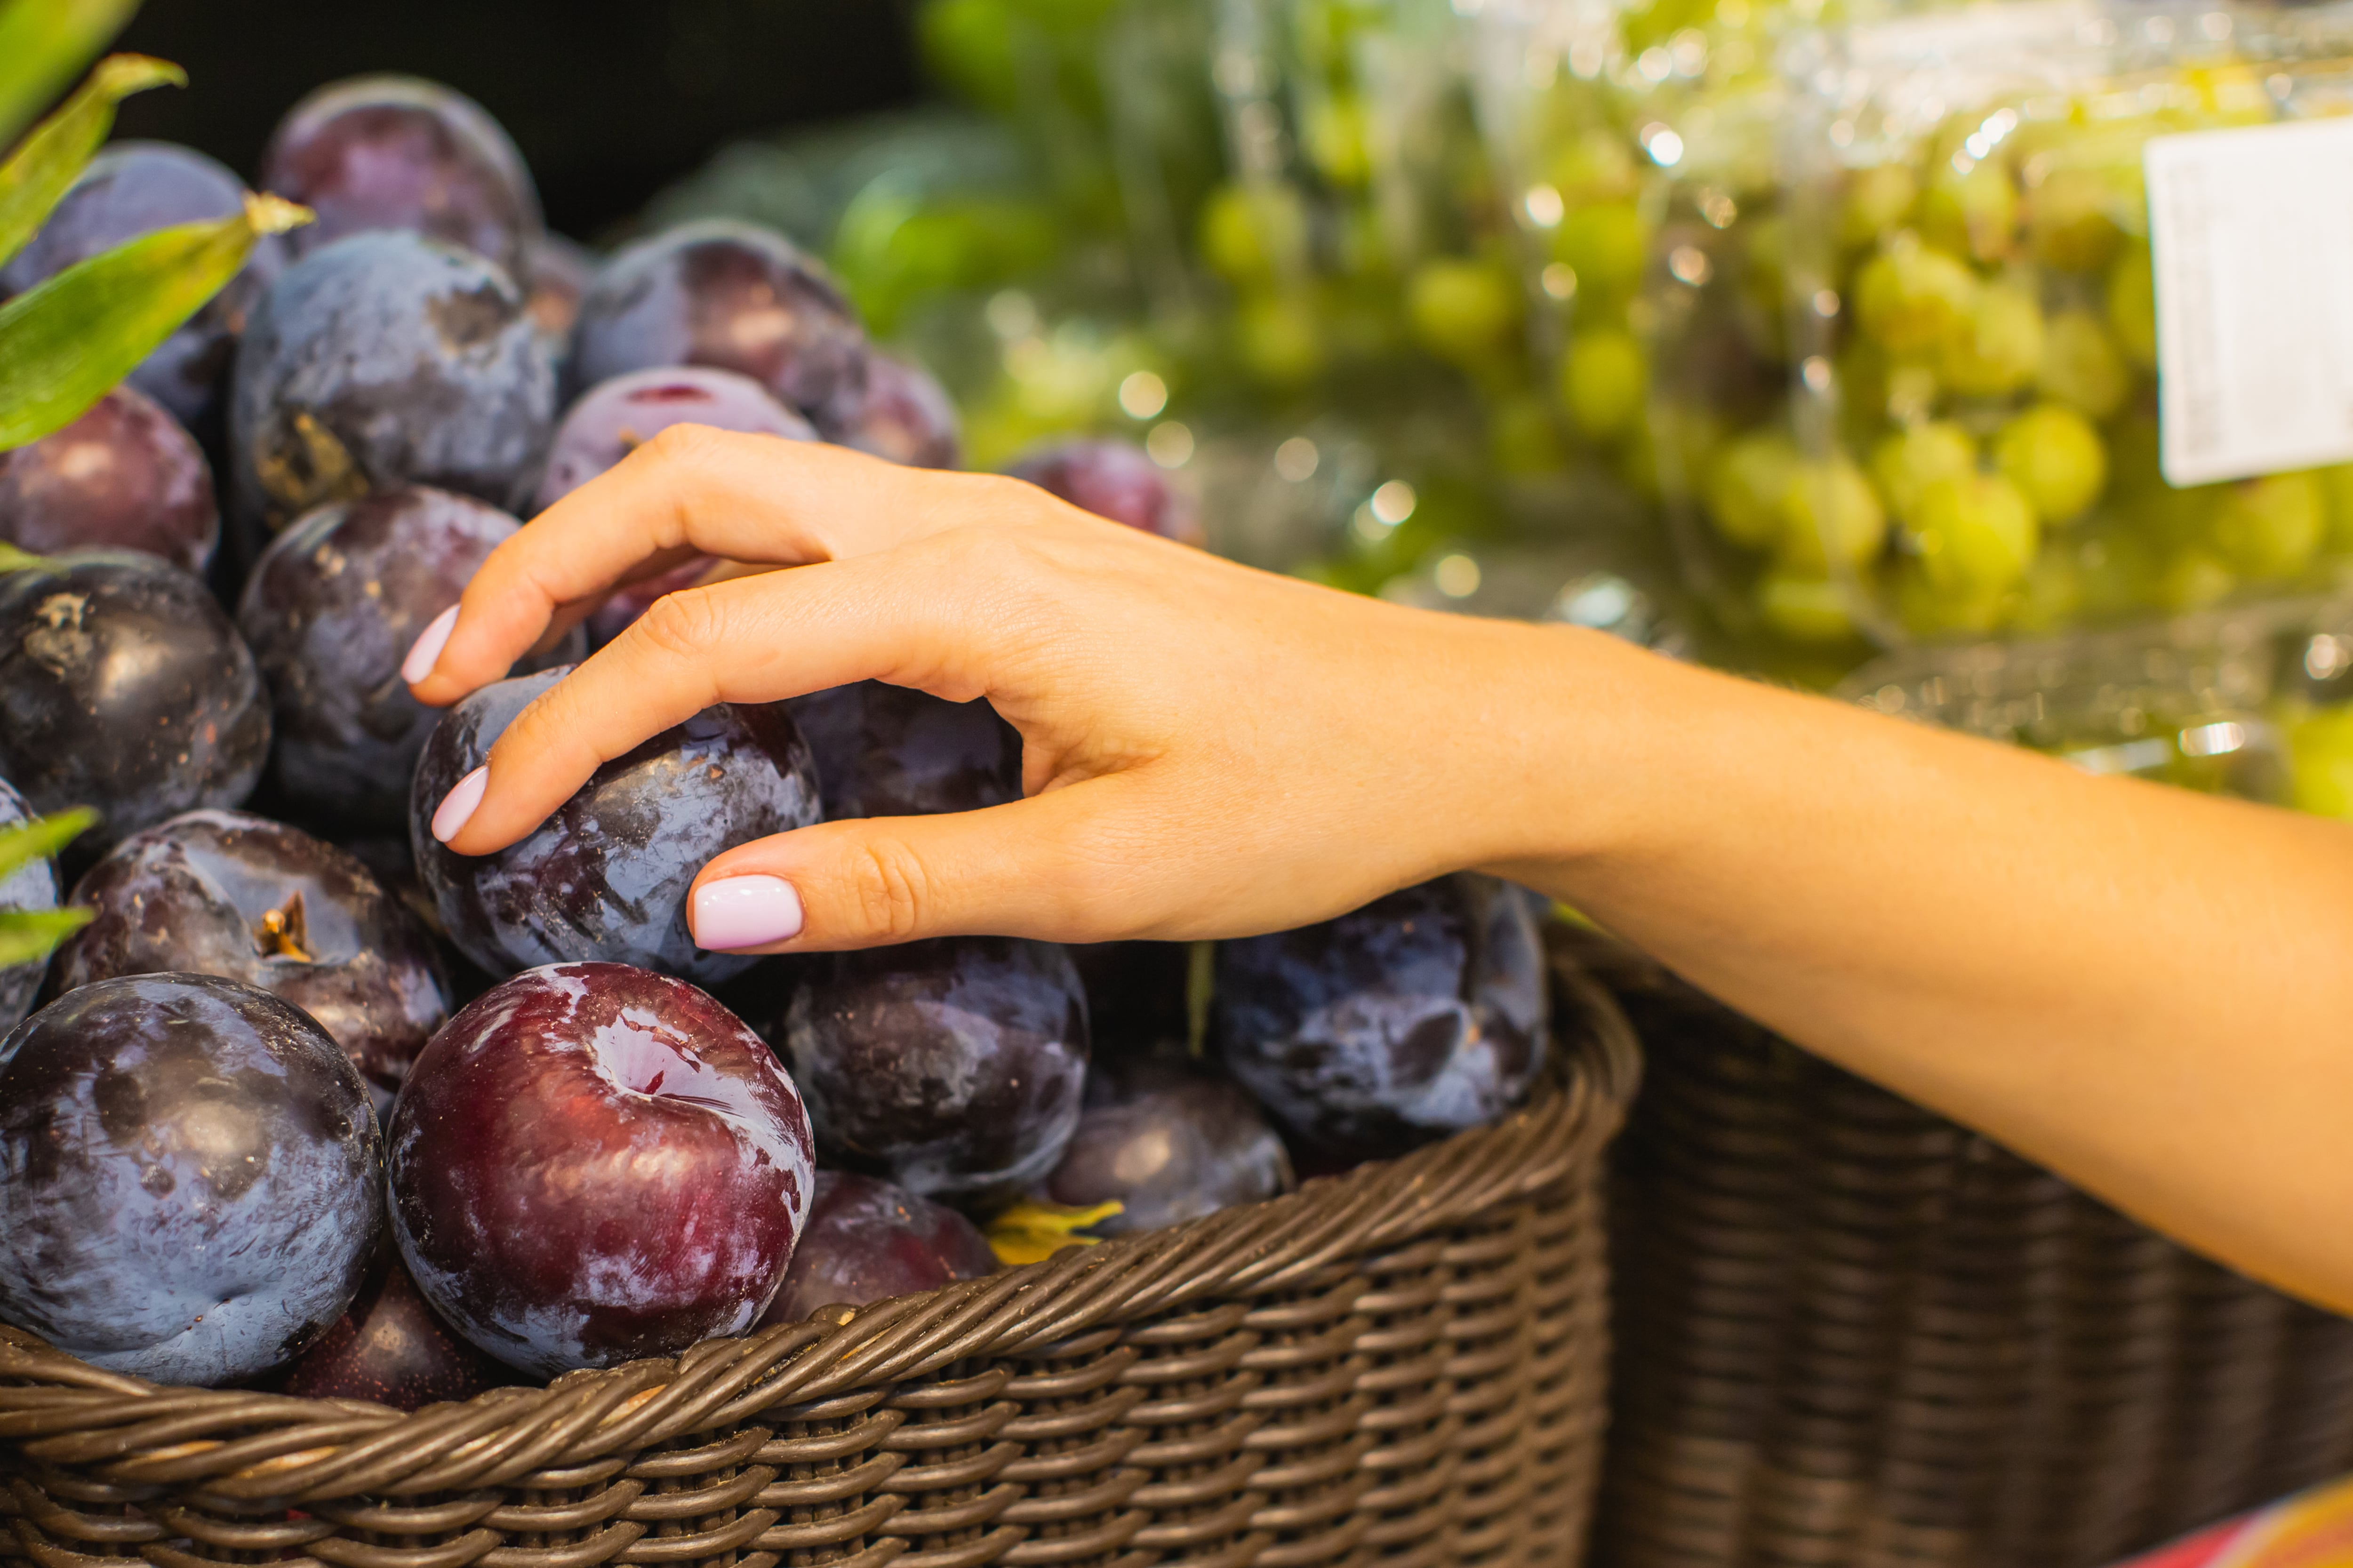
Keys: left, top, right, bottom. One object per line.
{"left": 403, "top": 427, "right": 1620, "bottom": 953}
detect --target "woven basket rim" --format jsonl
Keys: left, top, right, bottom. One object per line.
{"left": 0, "top": 947, "right": 1638, "bottom": 1505}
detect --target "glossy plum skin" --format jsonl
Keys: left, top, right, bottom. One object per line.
{"left": 387, "top": 963, "right": 815, "bottom": 1377}
{"left": 47, "top": 810, "right": 450, "bottom": 1117}
{"left": 1007, "top": 440, "right": 1201, "bottom": 545}
{"left": 0, "top": 973, "right": 380, "bottom": 1385}
{"left": 260, "top": 75, "right": 541, "bottom": 276}
{"left": 411, "top": 669, "right": 820, "bottom": 984}
{"left": 788, "top": 683, "right": 1020, "bottom": 821}
{"left": 780, "top": 938, "right": 1088, "bottom": 1205}
{"left": 828, "top": 351, "right": 961, "bottom": 469}
{"left": 1042, "top": 1058, "right": 1294, "bottom": 1235}
{"left": 230, "top": 232, "right": 556, "bottom": 531}
{"left": 0, "top": 778, "right": 61, "bottom": 1032}
{"left": 1211, "top": 874, "right": 1550, "bottom": 1162}
{"left": 0, "top": 388, "right": 217, "bottom": 574}
{"left": 0, "top": 142, "right": 287, "bottom": 428}
{"left": 567, "top": 221, "right": 867, "bottom": 424}
{"left": 278, "top": 1249, "right": 507, "bottom": 1408}
{"left": 0, "top": 552, "right": 269, "bottom": 852}
{"left": 757, "top": 1171, "right": 995, "bottom": 1327}
{"left": 237, "top": 487, "right": 581, "bottom": 828}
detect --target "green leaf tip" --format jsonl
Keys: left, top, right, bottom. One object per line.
{"left": 0, "top": 907, "right": 93, "bottom": 970}
{"left": 0, "top": 49, "right": 190, "bottom": 272}
{"left": 0, "top": 807, "right": 95, "bottom": 886}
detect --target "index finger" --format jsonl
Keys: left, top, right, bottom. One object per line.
{"left": 405, "top": 427, "right": 1026, "bottom": 707}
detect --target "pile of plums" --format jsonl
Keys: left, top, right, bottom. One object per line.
{"left": 0, "top": 75, "right": 1550, "bottom": 1405}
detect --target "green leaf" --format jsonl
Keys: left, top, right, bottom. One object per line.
{"left": 0, "top": 191, "right": 310, "bottom": 449}
{"left": 0, "top": 908, "right": 92, "bottom": 969}
{"left": 0, "top": 0, "right": 143, "bottom": 148}
{"left": 0, "top": 806, "right": 93, "bottom": 886}
{"left": 0, "top": 54, "right": 185, "bottom": 270}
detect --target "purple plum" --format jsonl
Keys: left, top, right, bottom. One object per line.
{"left": 1040, "top": 1057, "right": 1293, "bottom": 1234}
{"left": 757, "top": 1170, "right": 996, "bottom": 1327}
{"left": 787, "top": 682, "right": 1020, "bottom": 821}
{"left": 1007, "top": 438, "right": 1201, "bottom": 544}
{"left": 0, "top": 387, "right": 217, "bottom": 574}
{"left": 277, "top": 1249, "right": 508, "bottom": 1409}
{"left": 826, "top": 350, "right": 961, "bottom": 469}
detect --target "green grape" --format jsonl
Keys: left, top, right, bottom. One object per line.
{"left": 1868, "top": 420, "right": 1977, "bottom": 525}
{"left": 1756, "top": 569, "right": 1859, "bottom": 645}
{"left": 1234, "top": 291, "right": 1327, "bottom": 385}
{"left": 1406, "top": 257, "right": 1521, "bottom": 367}
{"left": 2007, "top": 544, "right": 2085, "bottom": 634}
{"left": 1940, "top": 282, "right": 2044, "bottom": 398}
{"left": 2318, "top": 464, "right": 2353, "bottom": 556}
{"left": 1917, "top": 164, "right": 2019, "bottom": 263}
{"left": 1553, "top": 201, "right": 1648, "bottom": 300}
{"left": 2206, "top": 471, "right": 2324, "bottom": 580}
{"left": 1994, "top": 403, "right": 2106, "bottom": 526}
{"left": 1489, "top": 392, "right": 1567, "bottom": 475}
{"left": 1705, "top": 430, "right": 1799, "bottom": 550}
{"left": 1909, "top": 472, "right": 2037, "bottom": 594}
{"left": 2153, "top": 547, "right": 2234, "bottom": 611}
{"left": 2105, "top": 413, "right": 2166, "bottom": 500}
{"left": 1853, "top": 239, "right": 1979, "bottom": 358}
{"left": 1777, "top": 455, "right": 1888, "bottom": 572}
{"left": 2072, "top": 521, "right": 2162, "bottom": 619}
{"left": 1893, "top": 559, "right": 2007, "bottom": 638}
{"left": 1198, "top": 181, "right": 1308, "bottom": 286}
{"left": 1548, "top": 128, "right": 1640, "bottom": 205}
{"left": 2027, "top": 167, "right": 2124, "bottom": 272}
{"left": 2285, "top": 702, "right": 2353, "bottom": 821}
{"left": 1839, "top": 165, "right": 1919, "bottom": 249}
{"left": 1303, "top": 92, "right": 1371, "bottom": 189}
{"left": 2105, "top": 244, "right": 2158, "bottom": 370}
{"left": 1561, "top": 328, "right": 1648, "bottom": 440}
{"left": 2037, "top": 310, "right": 2130, "bottom": 420}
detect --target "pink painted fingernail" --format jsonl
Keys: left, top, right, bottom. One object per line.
{"left": 432, "top": 767, "right": 488, "bottom": 845}
{"left": 403, "top": 606, "right": 459, "bottom": 684}
{"left": 691, "top": 876, "right": 804, "bottom": 950}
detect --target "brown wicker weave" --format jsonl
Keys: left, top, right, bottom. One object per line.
{"left": 0, "top": 960, "right": 1636, "bottom": 1568}
{"left": 1564, "top": 928, "right": 2353, "bottom": 1568}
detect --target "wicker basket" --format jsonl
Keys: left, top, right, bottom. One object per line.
{"left": 0, "top": 956, "right": 1636, "bottom": 1568}
{"left": 1564, "top": 930, "right": 2353, "bottom": 1568}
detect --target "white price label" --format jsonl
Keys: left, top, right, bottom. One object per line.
{"left": 2145, "top": 115, "right": 2353, "bottom": 487}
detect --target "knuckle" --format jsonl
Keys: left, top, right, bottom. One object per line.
{"left": 640, "top": 420, "right": 728, "bottom": 469}
{"left": 840, "top": 835, "right": 931, "bottom": 941}
{"left": 629, "top": 586, "right": 727, "bottom": 663}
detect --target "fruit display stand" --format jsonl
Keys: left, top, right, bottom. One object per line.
{"left": 0, "top": 953, "right": 1635, "bottom": 1568}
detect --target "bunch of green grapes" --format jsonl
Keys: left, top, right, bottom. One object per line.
{"left": 1682, "top": 61, "right": 2353, "bottom": 647}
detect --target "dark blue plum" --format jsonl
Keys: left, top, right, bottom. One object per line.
{"left": 779, "top": 937, "right": 1088, "bottom": 1205}
{"left": 1007, "top": 439, "right": 1201, "bottom": 545}
{"left": 0, "top": 778, "right": 61, "bottom": 1032}
{"left": 827, "top": 351, "right": 961, "bottom": 470}
{"left": 45, "top": 810, "right": 449, "bottom": 1118}
{"left": 410, "top": 669, "right": 820, "bottom": 984}
{"left": 237, "top": 486, "right": 581, "bottom": 829}
{"left": 229, "top": 232, "right": 555, "bottom": 532}
{"left": 0, "top": 142, "right": 288, "bottom": 429}
{"left": 0, "top": 973, "right": 381, "bottom": 1385}
{"left": 756, "top": 1170, "right": 996, "bottom": 1327}
{"left": 1211, "top": 874, "right": 1550, "bottom": 1162}
{"left": 0, "top": 552, "right": 269, "bottom": 852}
{"left": 260, "top": 76, "right": 541, "bottom": 276}
{"left": 0, "top": 388, "right": 217, "bottom": 574}
{"left": 1040, "top": 1057, "right": 1293, "bottom": 1234}
{"left": 567, "top": 221, "right": 867, "bottom": 424}
{"left": 787, "top": 682, "right": 1020, "bottom": 821}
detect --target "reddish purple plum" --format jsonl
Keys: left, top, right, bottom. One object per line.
{"left": 787, "top": 682, "right": 1020, "bottom": 821}
{"left": 1007, "top": 439, "right": 1201, "bottom": 545}
{"left": 1041, "top": 1058, "right": 1293, "bottom": 1235}
{"left": 0, "top": 777, "right": 61, "bottom": 1032}
{"left": 0, "top": 142, "right": 288, "bottom": 428}
{"left": 756, "top": 1170, "right": 995, "bottom": 1327}
{"left": 46, "top": 810, "right": 449, "bottom": 1117}
{"left": 278, "top": 1250, "right": 507, "bottom": 1408}
{"left": 567, "top": 221, "right": 868, "bottom": 424}
{"left": 0, "top": 553, "right": 269, "bottom": 851}
{"left": 261, "top": 75, "right": 541, "bottom": 275}
{"left": 410, "top": 668, "right": 819, "bottom": 983}
{"left": 386, "top": 962, "right": 815, "bottom": 1377}
{"left": 1211, "top": 874, "right": 1550, "bottom": 1162}
{"left": 237, "top": 487, "right": 580, "bottom": 828}
{"left": 230, "top": 232, "right": 555, "bottom": 531}
{"left": 0, "top": 387, "right": 217, "bottom": 574}
{"left": 0, "top": 973, "right": 380, "bottom": 1385}
{"left": 827, "top": 351, "right": 961, "bottom": 469}
{"left": 779, "top": 938, "right": 1088, "bottom": 1205}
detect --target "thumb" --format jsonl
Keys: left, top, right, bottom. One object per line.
{"left": 684, "top": 781, "right": 1144, "bottom": 952}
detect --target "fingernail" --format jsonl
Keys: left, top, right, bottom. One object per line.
{"left": 431, "top": 767, "right": 488, "bottom": 845}
{"left": 692, "top": 876, "right": 804, "bottom": 950}
{"left": 402, "top": 606, "right": 459, "bottom": 684}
